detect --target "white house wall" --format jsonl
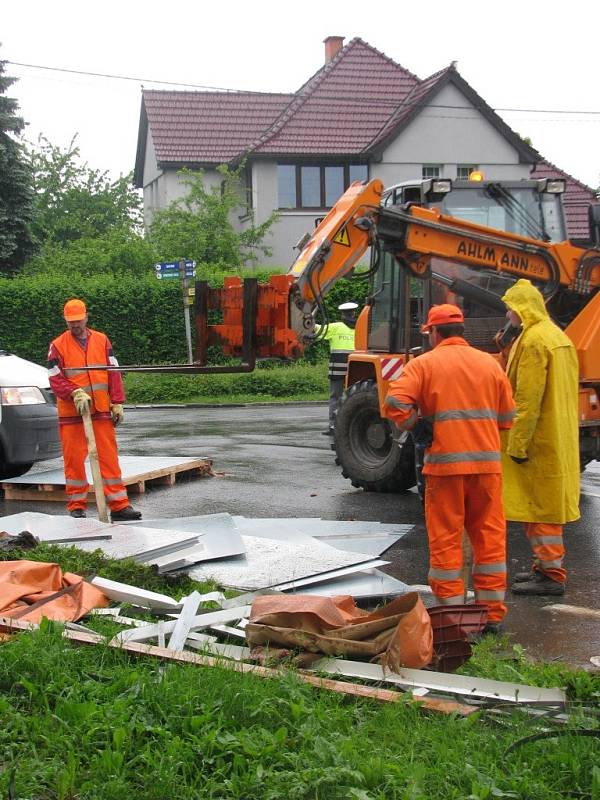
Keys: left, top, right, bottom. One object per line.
{"left": 376, "top": 84, "right": 531, "bottom": 185}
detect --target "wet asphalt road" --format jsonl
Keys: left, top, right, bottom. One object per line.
{"left": 2, "top": 403, "right": 599, "bottom": 668}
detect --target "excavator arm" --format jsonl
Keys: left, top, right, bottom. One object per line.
{"left": 97, "top": 179, "right": 599, "bottom": 375}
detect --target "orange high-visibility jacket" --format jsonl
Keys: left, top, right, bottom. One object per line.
{"left": 48, "top": 329, "right": 123, "bottom": 419}
{"left": 383, "top": 337, "right": 515, "bottom": 475}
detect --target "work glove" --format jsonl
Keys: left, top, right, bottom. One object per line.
{"left": 510, "top": 455, "right": 529, "bottom": 464}
{"left": 111, "top": 403, "right": 124, "bottom": 426}
{"left": 71, "top": 388, "right": 91, "bottom": 415}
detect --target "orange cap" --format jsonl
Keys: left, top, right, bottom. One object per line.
{"left": 63, "top": 299, "right": 87, "bottom": 321}
{"left": 421, "top": 303, "right": 464, "bottom": 333}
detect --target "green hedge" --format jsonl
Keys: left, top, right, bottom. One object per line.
{"left": 0, "top": 269, "right": 370, "bottom": 367}
{"left": 124, "top": 362, "right": 328, "bottom": 403}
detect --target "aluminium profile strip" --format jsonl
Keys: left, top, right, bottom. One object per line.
{"left": 310, "top": 658, "right": 566, "bottom": 706}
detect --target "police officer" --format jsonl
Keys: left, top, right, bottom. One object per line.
{"left": 315, "top": 302, "right": 358, "bottom": 435}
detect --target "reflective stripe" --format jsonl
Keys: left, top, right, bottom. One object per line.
{"left": 432, "top": 594, "right": 465, "bottom": 606}
{"left": 384, "top": 396, "right": 415, "bottom": 411}
{"left": 472, "top": 562, "right": 506, "bottom": 575}
{"left": 102, "top": 477, "right": 124, "bottom": 486}
{"left": 398, "top": 410, "right": 418, "bottom": 430}
{"left": 67, "top": 491, "right": 89, "bottom": 501}
{"left": 88, "top": 383, "right": 109, "bottom": 392}
{"left": 425, "top": 450, "right": 500, "bottom": 464}
{"left": 429, "top": 567, "right": 463, "bottom": 581}
{"left": 66, "top": 478, "right": 89, "bottom": 487}
{"left": 48, "top": 365, "right": 61, "bottom": 377}
{"left": 539, "top": 559, "right": 563, "bottom": 569}
{"left": 106, "top": 490, "right": 128, "bottom": 502}
{"left": 529, "top": 535, "right": 563, "bottom": 547}
{"left": 475, "top": 589, "right": 505, "bottom": 601}
{"left": 63, "top": 368, "right": 89, "bottom": 378}
{"left": 432, "top": 408, "right": 498, "bottom": 422}
{"left": 498, "top": 410, "right": 516, "bottom": 422}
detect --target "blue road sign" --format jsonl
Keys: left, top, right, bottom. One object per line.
{"left": 154, "top": 260, "right": 196, "bottom": 279}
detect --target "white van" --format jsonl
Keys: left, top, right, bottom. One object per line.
{"left": 0, "top": 349, "right": 61, "bottom": 479}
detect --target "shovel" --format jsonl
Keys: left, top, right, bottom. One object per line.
{"left": 81, "top": 406, "right": 109, "bottom": 523}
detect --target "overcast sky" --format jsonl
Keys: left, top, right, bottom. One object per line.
{"left": 3, "top": 0, "right": 599, "bottom": 189}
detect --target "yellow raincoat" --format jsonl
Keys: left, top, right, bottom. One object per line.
{"left": 501, "top": 280, "right": 580, "bottom": 523}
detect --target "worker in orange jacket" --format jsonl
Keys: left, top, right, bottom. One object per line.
{"left": 48, "top": 299, "right": 141, "bottom": 522}
{"left": 382, "top": 304, "right": 516, "bottom": 631}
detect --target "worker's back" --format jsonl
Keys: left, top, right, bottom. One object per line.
{"left": 390, "top": 336, "right": 515, "bottom": 476}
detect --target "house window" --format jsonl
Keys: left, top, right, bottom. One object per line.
{"left": 277, "top": 163, "right": 369, "bottom": 209}
{"left": 277, "top": 165, "right": 296, "bottom": 209}
{"left": 422, "top": 165, "right": 441, "bottom": 178}
{"left": 457, "top": 165, "right": 478, "bottom": 179}
{"left": 301, "top": 166, "right": 321, "bottom": 207}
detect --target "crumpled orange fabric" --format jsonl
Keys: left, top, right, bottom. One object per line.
{"left": 248, "top": 592, "right": 433, "bottom": 670}
{"left": 0, "top": 560, "right": 109, "bottom": 623}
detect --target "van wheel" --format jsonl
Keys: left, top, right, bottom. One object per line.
{"left": 0, "top": 461, "right": 34, "bottom": 480}
{"left": 334, "top": 380, "right": 416, "bottom": 493}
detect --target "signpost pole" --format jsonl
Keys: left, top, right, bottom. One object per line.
{"left": 181, "top": 258, "right": 194, "bottom": 364}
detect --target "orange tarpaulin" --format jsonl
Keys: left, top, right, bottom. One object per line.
{"left": 247, "top": 592, "right": 433, "bottom": 670}
{"left": 0, "top": 560, "right": 109, "bottom": 623}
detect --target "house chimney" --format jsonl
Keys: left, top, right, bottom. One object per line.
{"left": 324, "top": 36, "right": 345, "bottom": 63}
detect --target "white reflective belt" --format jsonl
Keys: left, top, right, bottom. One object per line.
{"left": 475, "top": 589, "right": 505, "bottom": 601}
{"left": 432, "top": 594, "right": 464, "bottom": 606}
{"left": 429, "top": 567, "right": 462, "bottom": 581}
{"left": 425, "top": 450, "right": 500, "bottom": 464}
{"left": 472, "top": 562, "right": 506, "bottom": 575}
{"left": 106, "top": 489, "right": 128, "bottom": 502}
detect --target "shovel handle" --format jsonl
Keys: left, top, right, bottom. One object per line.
{"left": 81, "top": 407, "right": 109, "bottom": 523}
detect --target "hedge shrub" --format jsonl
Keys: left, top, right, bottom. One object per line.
{"left": 0, "top": 268, "right": 370, "bottom": 367}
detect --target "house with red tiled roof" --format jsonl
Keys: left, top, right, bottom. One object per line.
{"left": 134, "top": 36, "right": 596, "bottom": 265}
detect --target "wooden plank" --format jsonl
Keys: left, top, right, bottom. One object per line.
{"left": 0, "top": 617, "right": 473, "bottom": 715}
{"left": 1, "top": 458, "right": 212, "bottom": 503}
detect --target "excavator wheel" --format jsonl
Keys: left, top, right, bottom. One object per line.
{"left": 334, "top": 379, "right": 416, "bottom": 493}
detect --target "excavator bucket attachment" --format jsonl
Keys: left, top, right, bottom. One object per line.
{"left": 194, "top": 274, "right": 304, "bottom": 370}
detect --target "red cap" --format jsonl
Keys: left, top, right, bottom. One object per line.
{"left": 63, "top": 299, "right": 87, "bottom": 321}
{"left": 420, "top": 303, "right": 464, "bottom": 333}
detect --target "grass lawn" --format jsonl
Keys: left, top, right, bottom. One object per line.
{"left": 0, "top": 545, "right": 599, "bottom": 799}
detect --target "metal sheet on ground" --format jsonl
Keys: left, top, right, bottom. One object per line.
{"left": 290, "top": 568, "right": 409, "bottom": 599}
{"left": 73, "top": 526, "right": 199, "bottom": 562}
{"left": 0, "top": 512, "right": 112, "bottom": 543}
{"left": 186, "top": 535, "right": 378, "bottom": 591}
{"left": 312, "top": 658, "right": 566, "bottom": 704}
{"left": 581, "top": 461, "right": 600, "bottom": 498}
{"left": 125, "top": 513, "right": 238, "bottom": 534}
{"left": 0, "top": 456, "right": 210, "bottom": 485}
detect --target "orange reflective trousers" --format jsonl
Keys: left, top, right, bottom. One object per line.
{"left": 59, "top": 419, "right": 129, "bottom": 513}
{"left": 525, "top": 522, "right": 566, "bottom": 583}
{"left": 424, "top": 473, "right": 507, "bottom": 622}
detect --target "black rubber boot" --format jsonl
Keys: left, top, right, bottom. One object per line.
{"left": 70, "top": 509, "right": 86, "bottom": 519}
{"left": 468, "top": 622, "right": 504, "bottom": 643}
{"left": 511, "top": 572, "right": 565, "bottom": 596}
{"left": 513, "top": 571, "right": 535, "bottom": 583}
{"left": 110, "top": 505, "right": 142, "bottom": 523}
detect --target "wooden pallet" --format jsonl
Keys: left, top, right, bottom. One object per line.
{"left": 1, "top": 458, "right": 213, "bottom": 503}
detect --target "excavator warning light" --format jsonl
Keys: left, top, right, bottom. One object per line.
{"left": 538, "top": 178, "right": 566, "bottom": 194}
{"left": 468, "top": 170, "right": 484, "bottom": 182}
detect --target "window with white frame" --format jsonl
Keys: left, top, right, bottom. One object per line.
{"left": 422, "top": 165, "right": 441, "bottom": 179}
{"left": 457, "top": 165, "right": 478, "bottom": 179}
{"left": 277, "top": 163, "right": 369, "bottom": 209}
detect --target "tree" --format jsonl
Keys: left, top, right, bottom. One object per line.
{"left": 0, "top": 55, "right": 35, "bottom": 274}
{"left": 28, "top": 135, "right": 142, "bottom": 244}
{"left": 148, "top": 164, "right": 278, "bottom": 269}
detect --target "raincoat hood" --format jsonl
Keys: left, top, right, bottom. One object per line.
{"left": 502, "top": 279, "right": 548, "bottom": 329}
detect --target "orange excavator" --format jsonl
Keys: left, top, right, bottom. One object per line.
{"left": 123, "top": 176, "right": 600, "bottom": 492}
